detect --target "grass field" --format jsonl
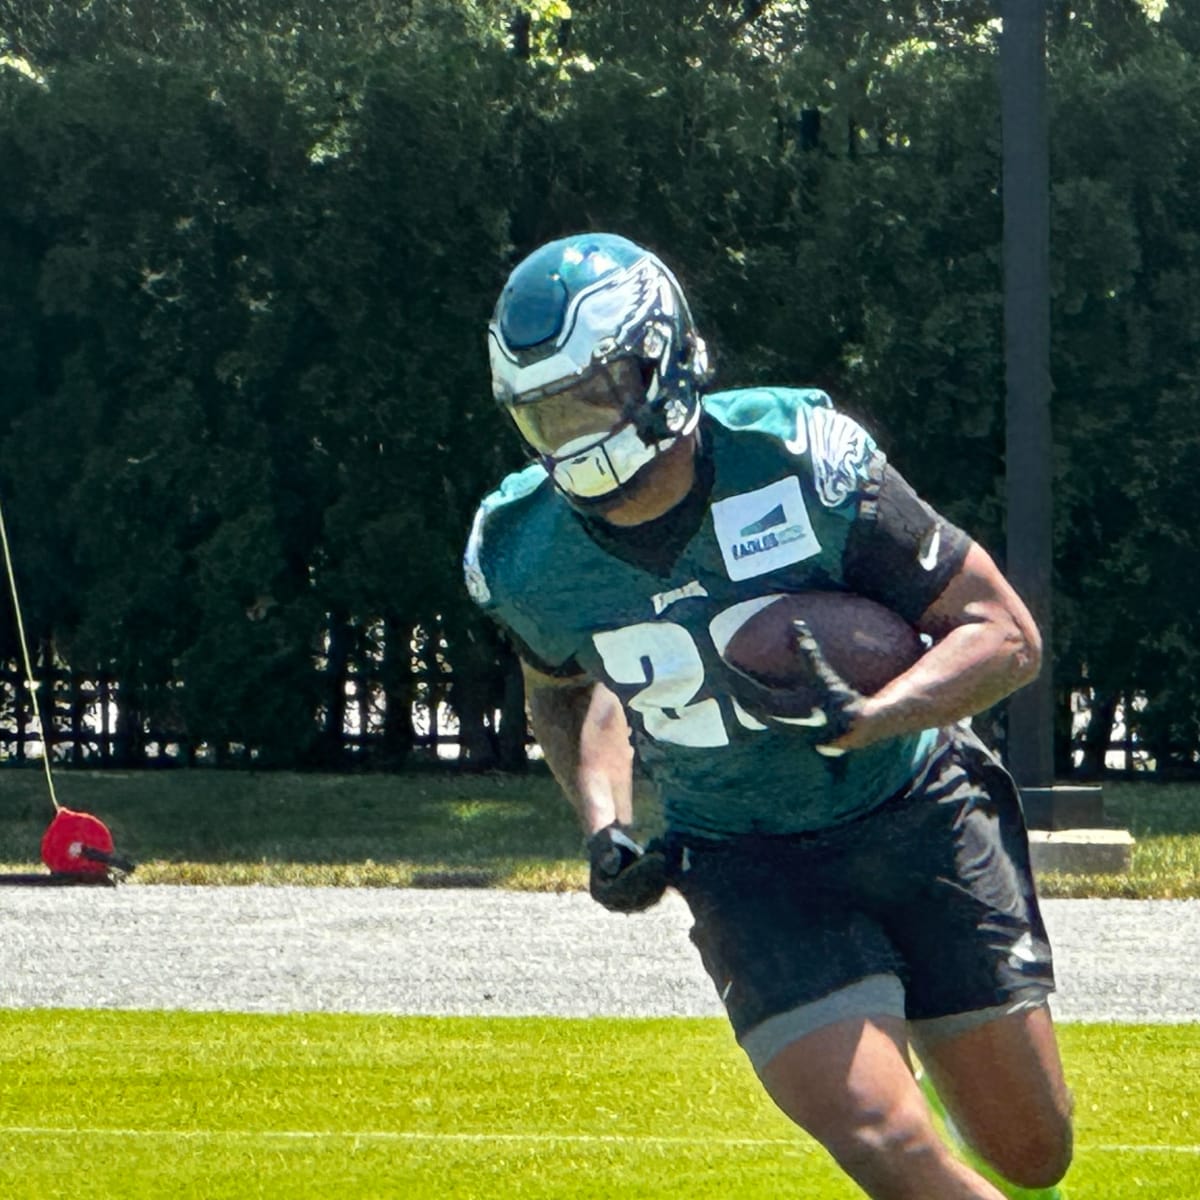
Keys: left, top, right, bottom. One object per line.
{"left": 1, "top": 764, "right": 1200, "bottom": 896}
{"left": 0, "top": 1012, "right": 1195, "bottom": 1199}
{"left": 2, "top": 768, "right": 1198, "bottom": 1197}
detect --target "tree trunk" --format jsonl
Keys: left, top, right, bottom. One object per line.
{"left": 14, "top": 664, "right": 26, "bottom": 763}
{"left": 319, "top": 611, "right": 351, "bottom": 766}
{"left": 497, "top": 648, "right": 528, "bottom": 771}
{"left": 1077, "top": 689, "right": 1118, "bottom": 779}
{"left": 113, "top": 688, "right": 144, "bottom": 768}
{"left": 70, "top": 671, "right": 84, "bottom": 766}
{"left": 380, "top": 615, "right": 415, "bottom": 768}
{"left": 454, "top": 677, "right": 498, "bottom": 769}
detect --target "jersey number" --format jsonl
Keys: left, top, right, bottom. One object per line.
{"left": 592, "top": 622, "right": 735, "bottom": 749}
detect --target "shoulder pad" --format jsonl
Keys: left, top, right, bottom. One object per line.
{"left": 702, "top": 388, "right": 879, "bottom": 510}
{"left": 463, "top": 463, "right": 550, "bottom": 608}
{"left": 702, "top": 387, "right": 833, "bottom": 441}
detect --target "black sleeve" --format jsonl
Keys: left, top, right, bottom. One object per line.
{"left": 842, "top": 459, "right": 972, "bottom": 624}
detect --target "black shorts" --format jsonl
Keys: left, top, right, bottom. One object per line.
{"left": 670, "top": 727, "right": 1055, "bottom": 1067}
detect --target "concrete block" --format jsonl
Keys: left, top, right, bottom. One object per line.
{"left": 1028, "top": 828, "right": 1135, "bottom": 876}
{"left": 1021, "top": 785, "right": 1106, "bottom": 831}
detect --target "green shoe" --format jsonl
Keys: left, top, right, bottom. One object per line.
{"left": 915, "top": 1069, "right": 1068, "bottom": 1200}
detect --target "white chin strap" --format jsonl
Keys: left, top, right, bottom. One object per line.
{"left": 549, "top": 422, "right": 673, "bottom": 499}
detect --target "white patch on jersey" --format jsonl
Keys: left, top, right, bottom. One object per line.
{"left": 730, "top": 699, "right": 768, "bottom": 731}
{"left": 462, "top": 506, "right": 492, "bottom": 605}
{"left": 707, "top": 594, "right": 785, "bottom": 657}
{"left": 711, "top": 477, "right": 820, "bottom": 581}
{"left": 650, "top": 579, "right": 709, "bottom": 615}
{"left": 773, "top": 710, "right": 830, "bottom": 728}
{"left": 808, "top": 406, "right": 874, "bottom": 508}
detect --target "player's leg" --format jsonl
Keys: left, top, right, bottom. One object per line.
{"left": 887, "top": 727, "right": 1074, "bottom": 1194}
{"left": 673, "top": 834, "right": 1010, "bottom": 1199}
{"left": 752, "top": 1004, "right": 1009, "bottom": 1200}
{"left": 911, "top": 1002, "right": 1073, "bottom": 1193}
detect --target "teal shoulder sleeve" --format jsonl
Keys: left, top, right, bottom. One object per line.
{"left": 704, "top": 387, "right": 881, "bottom": 514}
{"left": 463, "top": 464, "right": 545, "bottom": 611}
{"left": 462, "top": 465, "right": 584, "bottom": 674}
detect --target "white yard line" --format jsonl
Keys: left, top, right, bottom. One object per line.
{"left": 3, "top": 1126, "right": 1199, "bottom": 1154}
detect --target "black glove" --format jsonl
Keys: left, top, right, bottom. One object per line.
{"left": 791, "top": 618, "right": 864, "bottom": 757}
{"left": 586, "top": 822, "right": 669, "bottom": 913}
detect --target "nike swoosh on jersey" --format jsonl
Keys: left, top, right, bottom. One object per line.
{"left": 1008, "top": 931, "right": 1039, "bottom": 965}
{"left": 784, "top": 406, "right": 808, "bottom": 456}
{"left": 918, "top": 527, "right": 941, "bottom": 572}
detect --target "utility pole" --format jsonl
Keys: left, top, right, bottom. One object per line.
{"left": 999, "top": 1, "right": 1131, "bottom": 871}
{"left": 1000, "top": 0, "right": 1055, "bottom": 792}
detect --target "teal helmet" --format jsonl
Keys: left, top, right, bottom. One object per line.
{"left": 488, "top": 233, "right": 712, "bottom": 502}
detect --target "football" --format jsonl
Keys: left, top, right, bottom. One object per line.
{"left": 717, "top": 591, "right": 924, "bottom": 716}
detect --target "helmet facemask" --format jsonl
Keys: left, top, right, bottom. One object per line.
{"left": 506, "top": 354, "right": 702, "bottom": 502}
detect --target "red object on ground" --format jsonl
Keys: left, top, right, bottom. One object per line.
{"left": 40, "top": 808, "right": 116, "bottom": 875}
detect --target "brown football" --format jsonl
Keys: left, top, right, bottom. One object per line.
{"left": 718, "top": 591, "right": 924, "bottom": 715}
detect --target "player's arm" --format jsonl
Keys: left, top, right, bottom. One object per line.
{"left": 815, "top": 461, "right": 1041, "bottom": 752}
{"left": 829, "top": 540, "right": 1042, "bottom": 752}
{"left": 521, "top": 660, "right": 633, "bottom": 836}
{"left": 522, "top": 660, "right": 668, "bottom": 913}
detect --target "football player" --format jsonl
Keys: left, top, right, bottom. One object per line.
{"left": 464, "top": 233, "right": 1072, "bottom": 1200}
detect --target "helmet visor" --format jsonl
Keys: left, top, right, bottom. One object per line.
{"left": 507, "top": 358, "right": 644, "bottom": 458}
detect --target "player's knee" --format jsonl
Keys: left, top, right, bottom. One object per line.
{"left": 827, "top": 1092, "right": 945, "bottom": 1180}
{"left": 983, "top": 1113, "right": 1074, "bottom": 1189}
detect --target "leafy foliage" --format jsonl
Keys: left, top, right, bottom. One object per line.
{"left": 0, "top": 1, "right": 1196, "bottom": 771}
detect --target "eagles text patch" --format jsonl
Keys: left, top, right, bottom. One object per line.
{"left": 711, "top": 477, "right": 820, "bottom": 581}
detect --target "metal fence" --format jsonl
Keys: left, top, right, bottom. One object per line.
{"left": 1, "top": 666, "right": 1197, "bottom": 777}
{"left": 0, "top": 667, "right": 465, "bottom": 767}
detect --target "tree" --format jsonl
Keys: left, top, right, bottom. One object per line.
{"left": 2, "top": 0, "right": 1198, "bottom": 772}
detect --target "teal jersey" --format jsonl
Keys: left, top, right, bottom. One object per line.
{"left": 464, "top": 387, "right": 941, "bottom": 838}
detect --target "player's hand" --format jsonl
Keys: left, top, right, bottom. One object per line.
{"left": 791, "top": 618, "right": 866, "bottom": 756}
{"left": 586, "top": 822, "right": 669, "bottom": 913}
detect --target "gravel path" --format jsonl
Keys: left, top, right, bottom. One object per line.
{"left": 0, "top": 887, "right": 1196, "bottom": 1022}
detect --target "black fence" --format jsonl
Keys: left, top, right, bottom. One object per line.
{"left": 1, "top": 666, "right": 1197, "bottom": 778}
{"left": 0, "top": 667, "right": 465, "bottom": 768}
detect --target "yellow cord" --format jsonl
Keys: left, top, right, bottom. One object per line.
{"left": 0, "top": 498, "right": 61, "bottom": 813}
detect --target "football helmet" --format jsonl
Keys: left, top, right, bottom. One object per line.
{"left": 488, "top": 233, "right": 712, "bottom": 501}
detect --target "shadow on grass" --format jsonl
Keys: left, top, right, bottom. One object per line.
{"left": 0, "top": 765, "right": 666, "bottom": 878}
{"left": 1101, "top": 780, "right": 1200, "bottom": 836}
{"left": 0, "top": 765, "right": 568, "bottom": 863}
{"left": 4, "top": 766, "right": 1197, "bottom": 894}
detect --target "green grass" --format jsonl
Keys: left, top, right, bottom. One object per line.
{"left": 0, "top": 765, "right": 589, "bottom": 890}
{"left": 2, "top": 765, "right": 1200, "bottom": 896}
{"left": 0, "top": 1012, "right": 1195, "bottom": 1198}
{"left": 1036, "top": 780, "right": 1200, "bottom": 899}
